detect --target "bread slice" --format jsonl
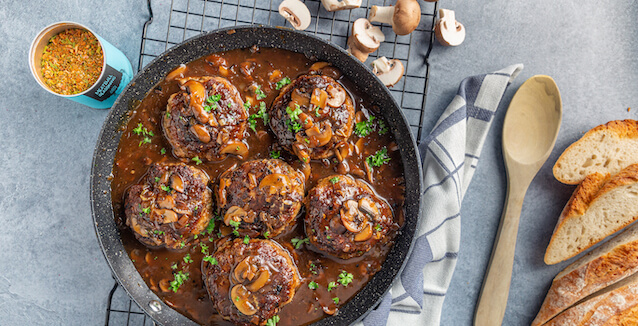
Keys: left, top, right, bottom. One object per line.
{"left": 545, "top": 164, "right": 638, "bottom": 265}
{"left": 533, "top": 222, "right": 638, "bottom": 326}
{"left": 544, "top": 272, "right": 638, "bottom": 325}
{"left": 553, "top": 119, "right": 638, "bottom": 185}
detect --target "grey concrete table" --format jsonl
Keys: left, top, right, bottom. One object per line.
{"left": 1, "top": 0, "right": 637, "bottom": 325}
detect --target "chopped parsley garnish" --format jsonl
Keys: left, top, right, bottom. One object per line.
{"left": 378, "top": 119, "right": 388, "bottom": 135}
{"left": 374, "top": 224, "right": 383, "bottom": 232}
{"left": 160, "top": 148, "right": 167, "bottom": 155}
{"left": 206, "top": 94, "right": 221, "bottom": 104}
{"left": 291, "top": 237, "right": 309, "bottom": 249}
{"left": 248, "top": 102, "right": 268, "bottom": 132}
{"left": 227, "top": 102, "right": 233, "bottom": 108}
{"left": 270, "top": 150, "right": 281, "bottom": 159}
{"left": 285, "top": 105, "right": 304, "bottom": 133}
{"left": 200, "top": 243, "right": 209, "bottom": 255}
{"left": 338, "top": 271, "right": 353, "bottom": 286}
{"left": 332, "top": 297, "right": 340, "bottom": 304}
{"left": 160, "top": 185, "right": 171, "bottom": 192}
{"left": 133, "top": 123, "right": 154, "bottom": 146}
{"left": 154, "top": 177, "right": 160, "bottom": 183}
{"left": 330, "top": 177, "right": 339, "bottom": 184}
{"left": 327, "top": 281, "right": 338, "bottom": 292}
{"left": 264, "top": 231, "right": 270, "bottom": 238}
{"left": 275, "top": 77, "right": 291, "bottom": 90}
{"left": 153, "top": 230, "right": 164, "bottom": 235}
{"left": 243, "top": 235, "right": 250, "bottom": 245}
{"left": 309, "top": 263, "right": 318, "bottom": 275}
{"left": 254, "top": 85, "right": 267, "bottom": 100}
{"left": 366, "top": 148, "right": 391, "bottom": 167}
{"left": 165, "top": 111, "right": 171, "bottom": 118}
{"left": 228, "top": 219, "right": 241, "bottom": 236}
{"left": 266, "top": 315, "right": 280, "bottom": 326}
{"left": 141, "top": 207, "right": 151, "bottom": 214}
{"left": 308, "top": 281, "right": 318, "bottom": 290}
{"left": 354, "top": 115, "right": 376, "bottom": 137}
{"left": 192, "top": 156, "right": 203, "bottom": 165}
{"left": 179, "top": 241, "right": 186, "bottom": 248}
{"left": 203, "top": 255, "right": 218, "bottom": 265}
{"left": 183, "top": 254, "right": 193, "bottom": 264}
{"left": 171, "top": 262, "right": 178, "bottom": 270}
{"left": 243, "top": 101, "right": 251, "bottom": 111}
{"left": 169, "top": 271, "right": 189, "bottom": 292}
{"left": 314, "top": 106, "right": 321, "bottom": 117}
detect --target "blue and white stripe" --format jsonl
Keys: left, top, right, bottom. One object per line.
{"left": 360, "top": 64, "right": 523, "bottom": 326}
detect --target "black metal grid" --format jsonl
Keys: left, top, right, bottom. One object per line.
{"left": 106, "top": 0, "right": 438, "bottom": 324}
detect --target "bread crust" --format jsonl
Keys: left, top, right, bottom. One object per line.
{"left": 545, "top": 274, "right": 638, "bottom": 326}
{"left": 545, "top": 164, "right": 638, "bottom": 265}
{"left": 534, "top": 223, "right": 638, "bottom": 326}
{"left": 553, "top": 119, "right": 638, "bottom": 185}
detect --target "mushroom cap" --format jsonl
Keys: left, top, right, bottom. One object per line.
{"left": 434, "top": 8, "right": 466, "bottom": 46}
{"left": 347, "top": 36, "right": 370, "bottom": 62}
{"left": 279, "top": 0, "right": 312, "bottom": 31}
{"left": 351, "top": 18, "right": 385, "bottom": 53}
{"left": 392, "top": 0, "right": 422, "bottom": 35}
{"left": 371, "top": 57, "right": 405, "bottom": 87}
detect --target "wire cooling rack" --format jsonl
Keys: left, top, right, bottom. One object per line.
{"left": 106, "top": 0, "right": 439, "bottom": 324}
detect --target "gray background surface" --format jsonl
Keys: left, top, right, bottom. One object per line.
{"left": 1, "top": 0, "right": 637, "bottom": 325}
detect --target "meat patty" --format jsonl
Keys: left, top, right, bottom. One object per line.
{"left": 124, "top": 162, "right": 213, "bottom": 250}
{"left": 304, "top": 175, "right": 396, "bottom": 259}
{"left": 269, "top": 74, "right": 355, "bottom": 161}
{"left": 162, "top": 76, "right": 249, "bottom": 161}
{"left": 203, "top": 238, "right": 300, "bottom": 326}
{"left": 216, "top": 159, "right": 305, "bottom": 238}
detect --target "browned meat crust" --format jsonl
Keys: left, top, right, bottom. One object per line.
{"left": 202, "top": 238, "right": 300, "bottom": 326}
{"left": 216, "top": 159, "right": 305, "bottom": 238}
{"left": 162, "top": 76, "right": 249, "bottom": 161}
{"left": 269, "top": 74, "right": 354, "bottom": 161}
{"left": 124, "top": 162, "right": 212, "bottom": 250}
{"left": 304, "top": 175, "right": 397, "bottom": 259}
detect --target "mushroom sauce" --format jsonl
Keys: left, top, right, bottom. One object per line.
{"left": 111, "top": 47, "right": 405, "bottom": 326}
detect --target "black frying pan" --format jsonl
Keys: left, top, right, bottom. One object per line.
{"left": 91, "top": 25, "right": 423, "bottom": 326}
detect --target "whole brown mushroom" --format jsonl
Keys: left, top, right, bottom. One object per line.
{"left": 369, "top": 0, "right": 421, "bottom": 35}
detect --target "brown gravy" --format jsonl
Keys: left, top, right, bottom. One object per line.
{"left": 111, "top": 47, "right": 405, "bottom": 326}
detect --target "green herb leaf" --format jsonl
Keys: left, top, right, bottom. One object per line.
{"left": 141, "top": 207, "right": 151, "bottom": 214}
{"left": 330, "top": 177, "right": 339, "bottom": 185}
{"left": 200, "top": 243, "right": 209, "bottom": 255}
{"left": 266, "top": 315, "right": 280, "bottom": 326}
{"left": 366, "top": 148, "right": 390, "bottom": 167}
{"left": 378, "top": 119, "right": 388, "bottom": 135}
{"left": 291, "top": 237, "right": 309, "bottom": 249}
{"left": 248, "top": 102, "right": 268, "bottom": 132}
{"left": 203, "top": 255, "right": 218, "bottom": 265}
{"left": 354, "top": 115, "right": 376, "bottom": 137}
{"left": 332, "top": 297, "right": 340, "bottom": 304}
{"left": 183, "top": 254, "right": 193, "bottom": 264}
{"left": 192, "top": 156, "right": 203, "bottom": 165}
{"left": 308, "top": 281, "right": 318, "bottom": 290}
{"left": 275, "top": 77, "right": 291, "bottom": 90}
{"left": 160, "top": 148, "right": 167, "bottom": 155}
{"left": 255, "top": 85, "right": 267, "bottom": 100}
{"left": 327, "top": 281, "right": 338, "bottom": 292}
{"left": 206, "top": 94, "right": 221, "bottom": 104}
{"left": 160, "top": 185, "right": 171, "bottom": 192}
{"left": 270, "top": 150, "right": 281, "bottom": 159}
{"left": 338, "top": 271, "right": 353, "bottom": 287}
{"left": 169, "top": 271, "right": 189, "bottom": 292}
{"left": 154, "top": 177, "right": 160, "bottom": 183}
{"left": 243, "top": 235, "right": 250, "bottom": 245}
{"left": 374, "top": 224, "right": 382, "bottom": 232}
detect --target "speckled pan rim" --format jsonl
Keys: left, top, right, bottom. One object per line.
{"left": 91, "top": 25, "right": 423, "bottom": 326}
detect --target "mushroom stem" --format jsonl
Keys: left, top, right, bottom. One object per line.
{"left": 369, "top": 6, "right": 395, "bottom": 25}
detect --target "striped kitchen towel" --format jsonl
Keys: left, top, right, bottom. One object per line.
{"left": 360, "top": 64, "right": 524, "bottom": 326}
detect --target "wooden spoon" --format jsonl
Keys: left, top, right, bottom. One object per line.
{"left": 474, "top": 75, "right": 562, "bottom": 326}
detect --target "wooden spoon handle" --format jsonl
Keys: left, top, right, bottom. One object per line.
{"left": 474, "top": 178, "right": 530, "bottom": 326}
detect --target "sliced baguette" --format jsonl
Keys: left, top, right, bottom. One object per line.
{"left": 553, "top": 119, "right": 638, "bottom": 185}
{"left": 533, "top": 222, "right": 638, "bottom": 326}
{"left": 545, "top": 272, "right": 638, "bottom": 325}
{"left": 545, "top": 164, "right": 638, "bottom": 265}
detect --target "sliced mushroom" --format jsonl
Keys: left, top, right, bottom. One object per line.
{"left": 189, "top": 124, "right": 211, "bottom": 143}
{"left": 371, "top": 57, "right": 405, "bottom": 87}
{"left": 299, "top": 112, "right": 314, "bottom": 130}
{"left": 259, "top": 173, "right": 291, "bottom": 195}
{"left": 171, "top": 175, "right": 185, "bottom": 193}
{"left": 309, "top": 62, "right": 331, "bottom": 73}
{"left": 358, "top": 197, "right": 380, "bottom": 218}
{"left": 234, "top": 257, "right": 257, "bottom": 283}
{"left": 220, "top": 141, "right": 249, "bottom": 157}
{"left": 155, "top": 209, "right": 178, "bottom": 224}
{"left": 310, "top": 88, "right": 328, "bottom": 109}
{"left": 224, "top": 206, "right": 247, "bottom": 226}
{"left": 354, "top": 223, "right": 373, "bottom": 242}
{"left": 230, "top": 284, "right": 258, "bottom": 316}
{"left": 291, "top": 88, "right": 311, "bottom": 107}
{"left": 182, "top": 80, "right": 206, "bottom": 107}
{"left": 306, "top": 123, "right": 333, "bottom": 148}
{"left": 340, "top": 200, "right": 366, "bottom": 233}
{"left": 190, "top": 103, "right": 210, "bottom": 124}
{"left": 157, "top": 195, "right": 175, "bottom": 209}
{"left": 166, "top": 64, "right": 187, "bottom": 81}
{"left": 246, "top": 268, "right": 270, "bottom": 292}
{"left": 434, "top": 8, "right": 465, "bottom": 46}
{"left": 369, "top": 0, "right": 421, "bottom": 36}
{"left": 292, "top": 142, "right": 310, "bottom": 163}
{"left": 346, "top": 36, "right": 370, "bottom": 62}
{"left": 335, "top": 141, "right": 351, "bottom": 162}
{"left": 279, "top": 0, "right": 311, "bottom": 31}
{"left": 326, "top": 85, "right": 346, "bottom": 108}
{"left": 349, "top": 18, "right": 385, "bottom": 59}
{"left": 336, "top": 161, "right": 349, "bottom": 174}
{"left": 321, "top": 0, "right": 361, "bottom": 11}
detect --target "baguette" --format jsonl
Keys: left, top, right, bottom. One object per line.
{"left": 545, "top": 164, "right": 638, "bottom": 265}
{"left": 553, "top": 119, "right": 638, "bottom": 185}
{"left": 545, "top": 272, "right": 638, "bottom": 325}
{"left": 533, "top": 222, "right": 638, "bottom": 326}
